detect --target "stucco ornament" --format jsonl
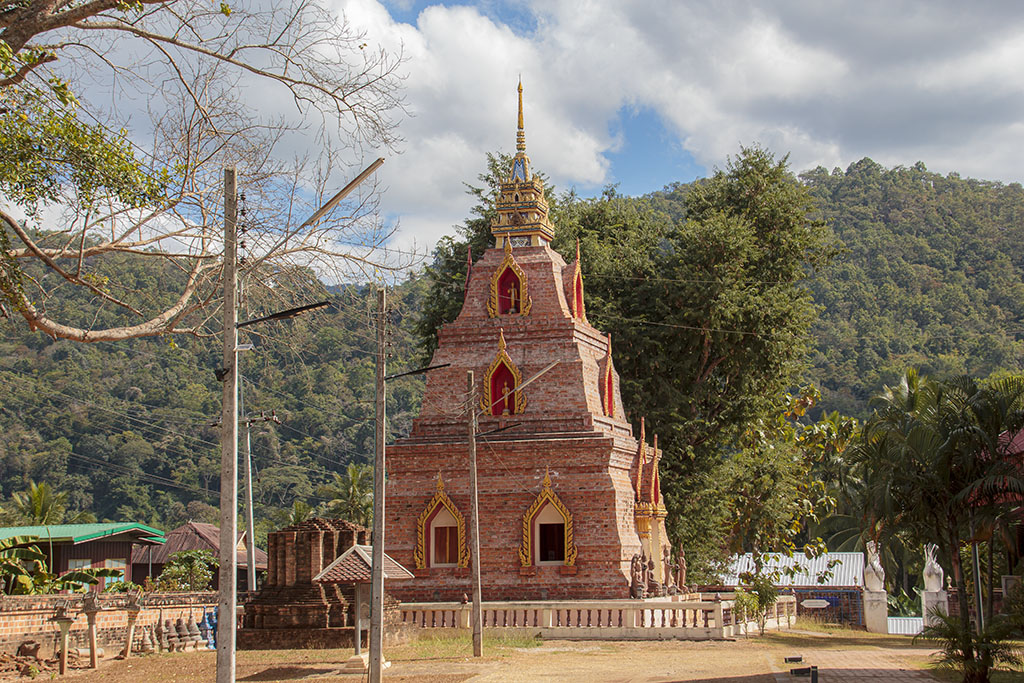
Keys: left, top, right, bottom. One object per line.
{"left": 864, "top": 540, "right": 885, "bottom": 592}
{"left": 923, "top": 543, "right": 944, "bottom": 592}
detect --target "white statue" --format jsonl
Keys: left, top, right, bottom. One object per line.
{"left": 864, "top": 541, "right": 885, "bottom": 592}
{"left": 923, "top": 543, "right": 944, "bottom": 592}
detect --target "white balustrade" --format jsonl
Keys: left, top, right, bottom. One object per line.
{"left": 399, "top": 595, "right": 796, "bottom": 640}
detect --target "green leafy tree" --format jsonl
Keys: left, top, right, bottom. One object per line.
{"left": 157, "top": 550, "right": 218, "bottom": 592}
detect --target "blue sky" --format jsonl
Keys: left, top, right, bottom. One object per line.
{"left": 337, "top": 0, "right": 1024, "bottom": 252}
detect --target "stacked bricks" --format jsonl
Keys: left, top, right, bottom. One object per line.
{"left": 386, "top": 239, "right": 666, "bottom": 603}
{"left": 241, "top": 518, "right": 368, "bottom": 632}
{"left": 0, "top": 593, "right": 216, "bottom": 657}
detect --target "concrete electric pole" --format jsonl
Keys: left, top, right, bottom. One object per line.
{"left": 217, "top": 166, "right": 238, "bottom": 683}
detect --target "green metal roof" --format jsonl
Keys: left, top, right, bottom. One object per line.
{"left": 0, "top": 523, "right": 165, "bottom": 545}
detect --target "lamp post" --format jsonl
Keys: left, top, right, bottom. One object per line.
{"left": 216, "top": 159, "right": 383, "bottom": 683}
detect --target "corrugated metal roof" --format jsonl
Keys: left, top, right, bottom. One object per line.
{"left": 129, "top": 522, "right": 267, "bottom": 568}
{"left": 0, "top": 523, "right": 164, "bottom": 545}
{"left": 888, "top": 617, "right": 923, "bottom": 635}
{"left": 720, "top": 552, "right": 864, "bottom": 587}
{"left": 313, "top": 544, "right": 413, "bottom": 584}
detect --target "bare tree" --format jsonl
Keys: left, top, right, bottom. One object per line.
{"left": 0, "top": 0, "right": 409, "bottom": 341}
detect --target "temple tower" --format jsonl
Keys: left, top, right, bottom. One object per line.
{"left": 384, "top": 83, "right": 669, "bottom": 601}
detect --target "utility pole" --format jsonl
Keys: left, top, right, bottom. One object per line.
{"left": 467, "top": 371, "right": 483, "bottom": 657}
{"left": 217, "top": 166, "right": 238, "bottom": 683}
{"left": 369, "top": 286, "right": 386, "bottom": 683}
{"left": 241, "top": 394, "right": 257, "bottom": 592}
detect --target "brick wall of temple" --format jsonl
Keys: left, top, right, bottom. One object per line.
{"left": 385, "top": 239, "right": 666, "bottom": 603}
{"left": 0, "top": 593, "right": 217, "bottom": 657}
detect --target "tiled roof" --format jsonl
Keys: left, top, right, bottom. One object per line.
{"left": 313, "top": 544, "right": 413, "bottom": 584}
{"left": 129, "top": 522, "right": 267, "bottom": 568}
{"left": 0, "top": 523, "right": 164, "bottom": 546}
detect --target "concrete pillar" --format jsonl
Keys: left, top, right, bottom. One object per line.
{"left": 863, "top": 589, "right": 888, "bottom": 633}
{"left": 922, "top": 590, "right": 948, "bottom": 627}
{"left": 84, "top": 611, "right": 99, "bottom": 668}
{"left": 53, "top": 618, "right": 73, "bottom": 675}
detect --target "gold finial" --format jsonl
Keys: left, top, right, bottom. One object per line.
{"left": 436, "top": 472, "right": 445, "bottom": 492}
{"left": 542, "top": 466, "right": 551, "bottom": 488}
{"left": 516, "top": 79, "right": 526, "bottom": 152}
{"left": 498, "top": 328, "right": 507, "bottom": 352}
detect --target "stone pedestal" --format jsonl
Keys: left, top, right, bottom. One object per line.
{"left": 863, "top": 589, "right": 888, "bottom": 634}
{"left": 922, "top": 590, "right": 948, "bottom": 627}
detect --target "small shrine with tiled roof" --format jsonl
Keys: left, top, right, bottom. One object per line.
{"left": 385, "top": 83, "right": 671, "bottom": 601}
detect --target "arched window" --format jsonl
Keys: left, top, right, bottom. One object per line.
{"left": 413, "top": 475, "right": 469, "bottom": 570}
{"left": 489, "top": 361, "right": 517, "bottom": 416}
{"left": 518, "top": 469, "right": 577, "bottom": 567}
{"left": 480, "top": 330, "right": 526, "bottom": 416}
{"left": 497, "top": 267, "right": 522, "bottom": 314}
{"left": 430, "top": 507, "right": 459, "bottom": 567}
{"left": 487, "top": 240, "right": 531, "bottom": 317}
{"left": 534, "top": 503, "right": 566, "bottom": 564}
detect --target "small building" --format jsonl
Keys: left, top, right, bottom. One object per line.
{"left": 0, "top": 522, "right": 165, "bottom": 591}
{"left": 130, "top": 521, "right": 267, "bottom": 589}
{"left": 712, "top": 552, "right": 866, "bottom": 627}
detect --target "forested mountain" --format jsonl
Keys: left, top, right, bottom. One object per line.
{"left": 800, "top": 160, "right": 1024, "bottom": 416}
{"left": 642, "top": 160, "right": 1024, "bottom": 418}
{"left": 2, "top": 158, "right": 1022, "bottom": 547}
{"left": 0, "top": 252, "right": 426, "bottom": 543}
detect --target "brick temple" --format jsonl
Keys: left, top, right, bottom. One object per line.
{"left": 385, "top": 83, "right": 670, "bottom": 602}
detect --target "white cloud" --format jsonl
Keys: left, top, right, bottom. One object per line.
{"left": 334, "top": 0, "right": 1024, "bottom": 252}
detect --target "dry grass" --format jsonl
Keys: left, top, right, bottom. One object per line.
{"left": 13, "top": 627, "right": 955, "bottom": 683}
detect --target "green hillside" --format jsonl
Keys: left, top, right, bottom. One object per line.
{"left": 801, "top": 160, "right": 1024, "bottom": 416}
{"left": 3, "top": 158, "right": 1022, "bottom": 541}
{"left": 0, "top": 252, "right": 426, "bottom": 542}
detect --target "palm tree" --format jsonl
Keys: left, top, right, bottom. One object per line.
{"left": 319, "top": 463, "right": 373, "bottom": 527}
{"left": 273, "top": 499, "right": 317, "bottom": 528}
{"left": 855, "top": 371, "right": 1024, "bottom": 683}
{"left": 6, "top": 481, "right": 95, "bottom": 525}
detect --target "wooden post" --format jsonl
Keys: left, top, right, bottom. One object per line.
{"left": 368, "top": 286, "right": 387, "bottom": 683}
{"left": 217, "top": 166, "right": 239, "bottom": 683}
{"left": 467, "top": 371, "right": 483, "bottom": 657}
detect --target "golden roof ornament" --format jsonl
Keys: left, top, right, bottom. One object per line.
{"left": 491, "top": 79, "right": 555, "bottom": 246}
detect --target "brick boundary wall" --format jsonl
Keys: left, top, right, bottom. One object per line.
{"left": 0, "top": 592, "right": 218, "bottom": 658}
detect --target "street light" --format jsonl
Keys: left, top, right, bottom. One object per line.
{"left": 217, "top": 157, "right": 383, "bottom": 683}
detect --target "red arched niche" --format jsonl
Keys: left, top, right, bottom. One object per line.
{"left": 573, "top": 271, "right": 584, "bottom": 319}
{"left": 496, "top": 266, "right": 522, "bottom": 314}
{"left": 489, "top": 361, "right": 517, "bottom": 415}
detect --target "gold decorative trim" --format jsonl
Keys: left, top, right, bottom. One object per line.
{"left": 602, "top": 333, "right": 614, "bottom": 417}
{"left": 487, "top": 239, "right": 532, "bottom": 317}
{"left": 518, "top": 468, "right": 578, "bottom": 567}
{"left": 570, "top": 239, "right": 586, "bottom": 321}
{"left": 413, "top": 474, "right": 469, "bottom": 569}
{"left": 634, "top": 417, "right": 646, "bottom": 501}
{"left": 480, "top": 329, "right": 526, "bottom": 414}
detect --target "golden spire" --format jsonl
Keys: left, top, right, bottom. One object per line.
{"left": 516, "top": 78, "right": 526, "bottom": 152}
